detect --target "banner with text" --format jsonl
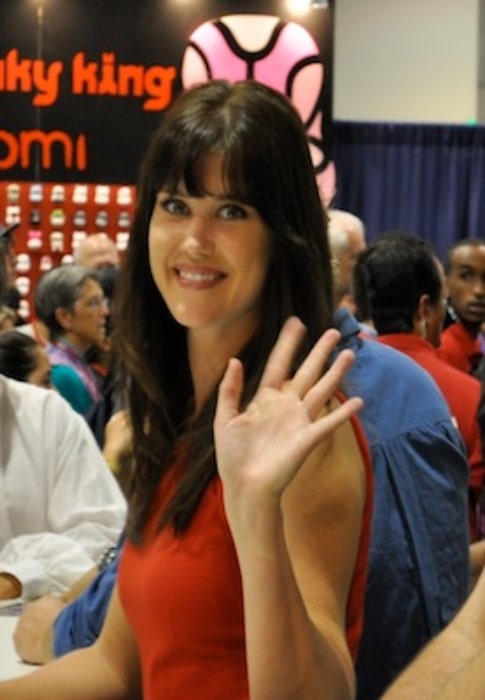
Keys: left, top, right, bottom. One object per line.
{"left": 0, "top": 0, "right": 334, "bottom": 190}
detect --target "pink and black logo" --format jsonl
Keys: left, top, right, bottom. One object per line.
{"left": 181, "top": 14, "right": 335, "bottom": 204}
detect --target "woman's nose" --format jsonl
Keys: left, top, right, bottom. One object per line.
{"left": 182, "top": 216, "right": 214, "bottom": 255}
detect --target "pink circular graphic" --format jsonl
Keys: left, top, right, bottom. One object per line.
{"left": 181, "top": 14, "right": 335, "bottom": 204}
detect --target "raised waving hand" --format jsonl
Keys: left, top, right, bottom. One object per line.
{"left": 214, "top": 316, "right": 363, "bottom": 502}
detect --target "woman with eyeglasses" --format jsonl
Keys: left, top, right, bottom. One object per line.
{"left": 34, "top": 265, "right": 108, "bottom": 417}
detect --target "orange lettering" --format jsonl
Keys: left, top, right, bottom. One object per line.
{"left": 0, "top": 50, "right": 63, "bottom": 107}
{"left": 70, "top": 51, "right": 177, "bottom": 109}
{"left": 32, "top": 58, "right": 63, "bottom": 106}
{"left": 5, "top": 49, "right": 31, "bottom": 91}
{"left": 143, "top": 66, "right": 176, "bottom": 111}
{"left": 117, "top": 64, "right": 145, "bottom": 97}
{"left": 21, "top": 130, "right": 73, "bottom": 168}
{"left": 0, "top": 130, "right": 87, "bottom": 171}
{"left": 0, "top": 130, "right": 19, "bottom": 168}
{"left": 72, "top": 52, "right": 98, "bottom": 94}
{"left": 99, "top": 52, "right": 117, "bottom": 95}
{"left": 76, "top": 134, "right": 87, "bottom": 170}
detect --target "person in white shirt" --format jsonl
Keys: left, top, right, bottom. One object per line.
{"left": 0, "top": 232, "right": 126, "bottom": 601}
{"left": 0, "top": 374, "right": 126, "bottom": 600}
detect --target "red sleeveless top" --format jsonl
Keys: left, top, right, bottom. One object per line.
{"left": 118, "top": 415, "right": 373, "bottom": 700}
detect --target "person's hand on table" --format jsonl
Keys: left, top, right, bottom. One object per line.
{"left": 13, "top": 596, "right": 66, "bottom": 665}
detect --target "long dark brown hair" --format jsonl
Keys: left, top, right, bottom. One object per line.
{"left": 112, "top": 80, "right": 334, "bottom": 542}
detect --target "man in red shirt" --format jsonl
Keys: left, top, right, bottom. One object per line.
{"left": 353, "top": 232, "right": 485, "bottom": 542}
{"left": 438, "top": 238, "right": 485, "bottom": 374}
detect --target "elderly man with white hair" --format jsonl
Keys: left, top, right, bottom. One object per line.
{"left": 327, "top": 208, "right": 366, "bottom": 314}
{"left": 73, "top": 233, "right": 120, "bottom": 270}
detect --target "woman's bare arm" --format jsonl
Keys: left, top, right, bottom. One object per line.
{"left": 214, "top": 318, "right": 365, "bottom": 699}
{"left": 0, "top": 585, "right": 141, "bottom": 700}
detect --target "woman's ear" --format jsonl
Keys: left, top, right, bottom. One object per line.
{"left": 54, "top": 306, "right": 73, "bottom": 331}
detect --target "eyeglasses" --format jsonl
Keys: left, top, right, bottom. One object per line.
{"left": 86, "top": 295, "right": 108, "bottom": 309}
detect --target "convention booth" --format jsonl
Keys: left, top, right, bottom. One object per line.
{"left": 0, "top": 0, "right": 334, "bottom": 320}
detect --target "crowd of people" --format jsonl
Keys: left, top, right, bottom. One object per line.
{"left": 0, "top": 79, "right": 484, "bottom": 699}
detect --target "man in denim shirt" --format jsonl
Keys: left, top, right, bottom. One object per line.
{"left": 333, "top": 308, "right": 470, "bottom": 699}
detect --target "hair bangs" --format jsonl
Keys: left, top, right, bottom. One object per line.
{"left": 150, "top": 105, "right": 261, "bottom": 206}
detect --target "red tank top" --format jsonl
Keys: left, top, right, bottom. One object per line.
{"left": 118, "top": 415, "right": 373, "bottom": 700}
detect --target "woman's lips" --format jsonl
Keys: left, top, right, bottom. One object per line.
{"left": 175, "top": 266, "right": 225, "bottom": 288}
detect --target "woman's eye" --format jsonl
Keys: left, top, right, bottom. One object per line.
{"left": 218, "top": 204, "right": 247, "bottom": 220}
{"left": 161, "top": 198, "right": 188, "bottom": 216}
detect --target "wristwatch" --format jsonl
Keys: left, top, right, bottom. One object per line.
{"left": 97, "top": 546, "right": 118, "bottom": 571}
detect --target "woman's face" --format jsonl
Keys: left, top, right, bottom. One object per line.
{"left": 148, "top": 157, "right": 271, "bottom": 345}
{"left": 62, "top": 278, "right": 108, "bottom": 351}
{"left": 27, "top": 345, "right": 52, "bottom": 388}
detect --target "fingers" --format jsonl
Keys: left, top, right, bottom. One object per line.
{"left": 289, "top": 327, "right": 342, "bottom": 399}
{"left": 214, "top": 358, "right": 244, "bottom": 433}
{"left": 258, "top": 317, "right": 307, "bottom": 388}
{"left": 303, "top": 347, "right": 357, "bottom": 419}
{"left": 216, "top": 320, "right": 357, "bottom": 434}
{"left": 258, "top": 317, "right": 345, "bottom": 402}
{"left": 306, "top": 395, "right": 363, "bottom": 454}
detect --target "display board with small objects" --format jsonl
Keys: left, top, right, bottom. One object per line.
{"left": 0, "top": 181, "right": 136, "bottom": 321}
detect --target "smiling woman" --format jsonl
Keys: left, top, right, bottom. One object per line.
{"left": 148, "top": 157, "right": 271, "bottom": 358}
{"left": 0, "top": 80, "right": 372, "bottom": 700}
{"left": 34, "top": 264, "right": 107, "bottom": 417}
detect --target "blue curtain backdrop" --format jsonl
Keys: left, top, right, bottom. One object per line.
{"left": 332, "top": 121, "right": 485, "bottom": 261}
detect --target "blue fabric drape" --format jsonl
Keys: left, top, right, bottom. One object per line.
{"left": 332, "top": 122, "right": 485, "bottom": 260}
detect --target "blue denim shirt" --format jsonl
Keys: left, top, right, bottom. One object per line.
{"left": 53, "top": 541, "right": 121, "bottom": 657}
{"left": 332, "top": 309, "right": 470, "bottom": 699}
